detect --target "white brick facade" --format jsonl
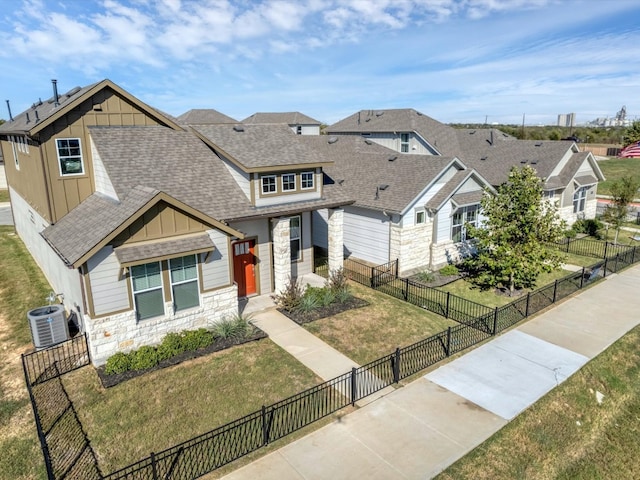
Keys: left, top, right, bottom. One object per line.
{"left": 86, "top": 284, "right": 238, "bottom": 365}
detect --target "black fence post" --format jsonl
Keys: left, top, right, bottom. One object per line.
{"left": 604, "top": 241, "right": 608, "bottom": 259}
{"left": 393, "top": 348, "right": 400, "bottom": 383}
{"left": 262, "top": 405, "right": 268, "bottom": 445}
{"left": 351, "top": 367, "right": 357, "bottom": 406}
{"left": 614, "top": 253, "right": 619, "bottom": 272}
{"left": 403, "top": 277, "right": 409, "bottom": 301}
{"left": 445, "top": 327, "right": 451, "bottom": 356}
{"left": 525, "top": 292, "right": 531, "bottom": 317}
{"left": 579, "top": 268, "right": 585, "bottom": 289}
{"left": 492, "top": 307, "right": 498, "bottom": 335}
{"left": 553, "top": 279, "right": 559, "bottom": 301}
{"left": 603, "top": 256, "right": 608, "bottom": 277}
{"left": 445, "top": 292, "right": 450, "bottom": 319}
{"left": 566, "top": 239, "right": 570, "bottom": 253}
{"left": 370, "top": 266, "right": 375, "bottom": 288}
{"left": 151, "top": 452, "right": 158, "bottom": 480}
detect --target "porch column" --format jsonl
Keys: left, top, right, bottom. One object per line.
{"left": 328, "top": 208, "right": 344, "bottom": 274}
{"left": 271, "top": 217, "right": 291, "bottom": 293}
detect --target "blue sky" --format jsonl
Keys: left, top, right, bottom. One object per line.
{"left": 0, "top": 0, "right": 638, "bottom": 125}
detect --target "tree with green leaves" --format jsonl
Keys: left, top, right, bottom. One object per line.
{"left": 602, "top": 176, "right": 640, "bottom": 244}
{"left": 622, "top": 121, "right": 640, "bottom": 146}
{"left": 465, "top": 166, "right": 566, "bottom": 295}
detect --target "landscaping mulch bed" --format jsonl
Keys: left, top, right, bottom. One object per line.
{"left": 96, "top": 328, "right": 268, "bottom": 388}
{"left": 279, "top": 296, "right": 369, "bottom": 325}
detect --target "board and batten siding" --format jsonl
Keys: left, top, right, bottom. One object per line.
{"left": 343, "top": 206, "right": 389, "bottom": 264}
{"left": 87, "top": 246, "right": 130, "bottom": 316}
{"left": 201, "top": 229, "right": 232, "bottom": 290}
{"left": 89, "top": 136, "right": 118, "bottom": 200}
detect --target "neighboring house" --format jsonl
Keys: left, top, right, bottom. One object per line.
{"left": 0, "top": 80, "right": 349, "bottom": 365}
{"left": 327, "top": 109, "right": 605, "bottom": 226}
{"left": 177, "top": 109, "right": 238, "bottom": 125}
{"left": 242, "top": 112, "right": 322, "bottom": 135}
{"left": 303, "top": 135, "right": 494, "bottom": 274}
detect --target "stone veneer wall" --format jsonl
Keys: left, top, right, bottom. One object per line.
{"left": 271, "top": 217, "right": 291, "bottom": 293}
{"left": 85, "top": 284, "right": 238, "bottom": 366}
{"left": 389, "top": 220, "right": 433, "bottom": 275}
{"left": 558, "top": 198, "right": 598, "bottom": 226}
{"left": 429, "top": 240, "right": 475, "bottom": 269}
{"left": 328, "top": 208, "right": 344, "bottom": 274}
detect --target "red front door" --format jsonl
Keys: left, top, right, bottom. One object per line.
{"left": 233, "top": 240, "right": 256, "bottom": 297}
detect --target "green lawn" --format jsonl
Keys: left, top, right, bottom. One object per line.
{"left": 596, "top": 157, "right": 640, "bottom": 196}
{"left": 304, "top": 283, "right": 458, "bottom": 365}
{"left": 64, "top": 340, "right": 322, "bottom": 472}
{"left": 436, "top": 324, "right": 640, "bottom": 480}
{"left": 0, "top": 190, "right": 9, "bottom": 203}
{"left": 437, "top": 269, "right": 574, "bottom": 308}
{"left": 0, "top": 226, "right": 51, "bottom": 480}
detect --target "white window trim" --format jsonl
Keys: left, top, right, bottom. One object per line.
{"left": 56, "top": 138, "right": 84, "bottom": 176}
{"left": 261, "top": 175, "right": 277, "bottom": 195}
{"left": 301, "top": 171, "right": 314, "bottom": 190}
{"left": 290, "top": 215, "right": 302, "bottom": 261}
{"left": 451, "top": 204, "right": 479, "bottom": 243}
{"left": 9, "top": 135, "right": 19, "bottom": 169}
{"left": 400, "top": 133, "right": 410, "bottom": 153}
{"left": 131, "top": 262, "right": 164, "bottom": 321}
{"left": 573, "top": 186, "right": 588, "bottom": 213}
{"left": 169, "top": 255, "right": 200, "bottom": 313}
{"left": 281, "top": 173, "right": 296, "bottom": 192}
{"left": 415, "top": 209, "right": 426, "bottom": 224}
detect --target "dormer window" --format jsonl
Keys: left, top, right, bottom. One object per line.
{"left": 400, "top": 133, "right": 410, "bottom": 153}
{"left": 262, "top": 175, "right": 277, "bottom": 194}
{"left": 282, "top": 173, "right": 296, "bottom": 191}
{"left": 56, "top": 138, "right": 84, "bottom": 176}
{"left": 301, "top": 171, "right": 314, "bottom": 189}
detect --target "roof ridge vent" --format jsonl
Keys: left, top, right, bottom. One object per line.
{"left": 233, "top": 125, "right": 245, "bottom": 132}
{"left": 328, "top": 136, "right": 339, "bottom": 144}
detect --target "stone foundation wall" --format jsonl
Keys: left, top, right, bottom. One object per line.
{"left": 559, "top": 198, "right": 598, "bottom": 226}
{"left": 429, "top": 240, "right": 475, "bottom": 269}
{"left": 86, "top": 284, "right": 238, "bottom": 365}
{"left": 390, "top": 221, "right": 433, "bottom": 275}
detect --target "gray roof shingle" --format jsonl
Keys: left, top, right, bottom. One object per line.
{"left": 299, "top": 135, "right": 461, "bottom": 214}
{"left": 178, "top": 109, "right": 238, "bottom": 124}
{"left": 115, "top": 233, "right": 214, "bottom": 266}
{"left": 191, "top": 123, "right": 331, "bottom": 170}
{"left": 242, "top": 112, "right": 321, "bottom": 125}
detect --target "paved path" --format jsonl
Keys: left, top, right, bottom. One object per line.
{"left": 219, "top": 265, "right": 640, "bottom": 480}
{"left": 0, "top": 202, "right": 13, "bottom": 225}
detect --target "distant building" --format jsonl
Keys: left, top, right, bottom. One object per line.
{"left": 557, "top": 113, "right": 575, "bottom": 127}
{"left": 587, "top": 105, "right": 634, "bottom": 127}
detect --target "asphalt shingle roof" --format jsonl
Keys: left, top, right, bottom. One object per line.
{"left": 178, "top": 109, "right": 238, "bottom": 124}
{"left": 299, "top": 135, "right": 461, "bottom": 214}
{"left": 191, "top": 123, "right": 332, "bottom": 169}
{"left": 115, "top": 233, "right": 214, "bottom": 266}
{"left": 327, "top": 109, "right": 462, "bottom": 157}
{"left": 242, "top": 112, "right": 321, "bottom": 125}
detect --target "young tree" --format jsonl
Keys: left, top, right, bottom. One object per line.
{"left": 465, "top": 166, "right": 566, "bottom": 295}
{"left": 602, "top": 176, "right": 640, "bottom": 244}
{"left": 622, "top": 121, "right": 640, "bottom": 146}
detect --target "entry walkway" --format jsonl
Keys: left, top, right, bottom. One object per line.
{"left": 220, "top": 265, "right": 640, "bottom": 480}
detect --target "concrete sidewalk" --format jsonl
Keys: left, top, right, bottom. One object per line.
{"left": 220, "top": 265, "right": 640, "bottom": 480}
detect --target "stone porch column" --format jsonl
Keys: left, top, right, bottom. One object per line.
{"left": 271, "top": 217, "right": 291, "bottom": 293}
{"left": 328, "top": 208, "right": 344, "bottom": 274}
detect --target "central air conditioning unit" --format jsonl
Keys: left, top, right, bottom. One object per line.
{"left": 27, "top": 304, "right": 69, "bottom": 348}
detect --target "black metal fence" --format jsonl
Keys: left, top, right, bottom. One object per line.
{"left": 24, "top": 244, "right": 640, "bottom": 480}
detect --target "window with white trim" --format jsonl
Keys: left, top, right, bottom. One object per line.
{"left": 573, "top": 186, "right": 588, "bottom": 213}
{"left": 301, "top": 171, "right": 314, "bottom": 189}
{"left": 282, "top": 173, "right": 296, "bottom": 192}
{"left": 262, "top": 175, "right": 276, "bottom": 194}
{"left": 296, "top": 125, "right": 302, "bottom": 135}
{"left": 400, "top": 133, "right": 410, "bottom": 153}
{"left": 415, "top": 209, "right": 425, "bottom": 224}
{"left": 290, "top": 216, "right": 301, "bottom": 261}
{"left": 56, "top": 138, "right": 84, "bottom": 175}
{"left": 169, "top": 255, "right": 200, "bottom": 311}
{"left": 131, "top": 262, "right": 164, "bottom": 320}
{"left": 451, "top": 204, "right": 479, "bottom": 243}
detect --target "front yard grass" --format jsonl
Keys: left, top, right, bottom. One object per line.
{"left": 0, "top": 189, "right": 9, "bottom": 203}
{"left": 304, "top": 282, "right": 458, "bottom": 365}
{"left": 437, "top": 268, "right": 575, "bottom": 308}
{"left": 436, "top": 324, "right": 640, "bottom": 480}
{"left": 0, "top": 226, "right": 50, "bottom": 480}
{"left": 64, "top": 339, "right": 323, "bottom": 473}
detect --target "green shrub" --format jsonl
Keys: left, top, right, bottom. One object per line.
{"left": 130, "top": 346, "right": 160, "bottom": 371}
{"left": 439, "top": 264, "right": 459, "bottom": 276}
{"left": 181, "top": 328, "right": 214, "bottom": 351}
{"left": 571, "top": 218, "right": 604, "bottom": 238}
{"left": 416, "top": 270, "right": 435, "bottom": 282}
{"left": 564, "top": 228, "right": 577, "bottom": 239}
{"left": 298, "top": 293, "right": 320, "bottom": 312}
{"left": 157, "top": 332, "right": 187, "bottom": 360}
{"left": 334, "top": 286, "right": 352, "bottom": 304}
{"left": 273, "top": 277, "right": 304, "bottom": 311}
{"left": 213, "top": 315, "right": 252, "bottom": 340}
{"left": 105, "top": 352, "right": 132, "bottom": 375}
